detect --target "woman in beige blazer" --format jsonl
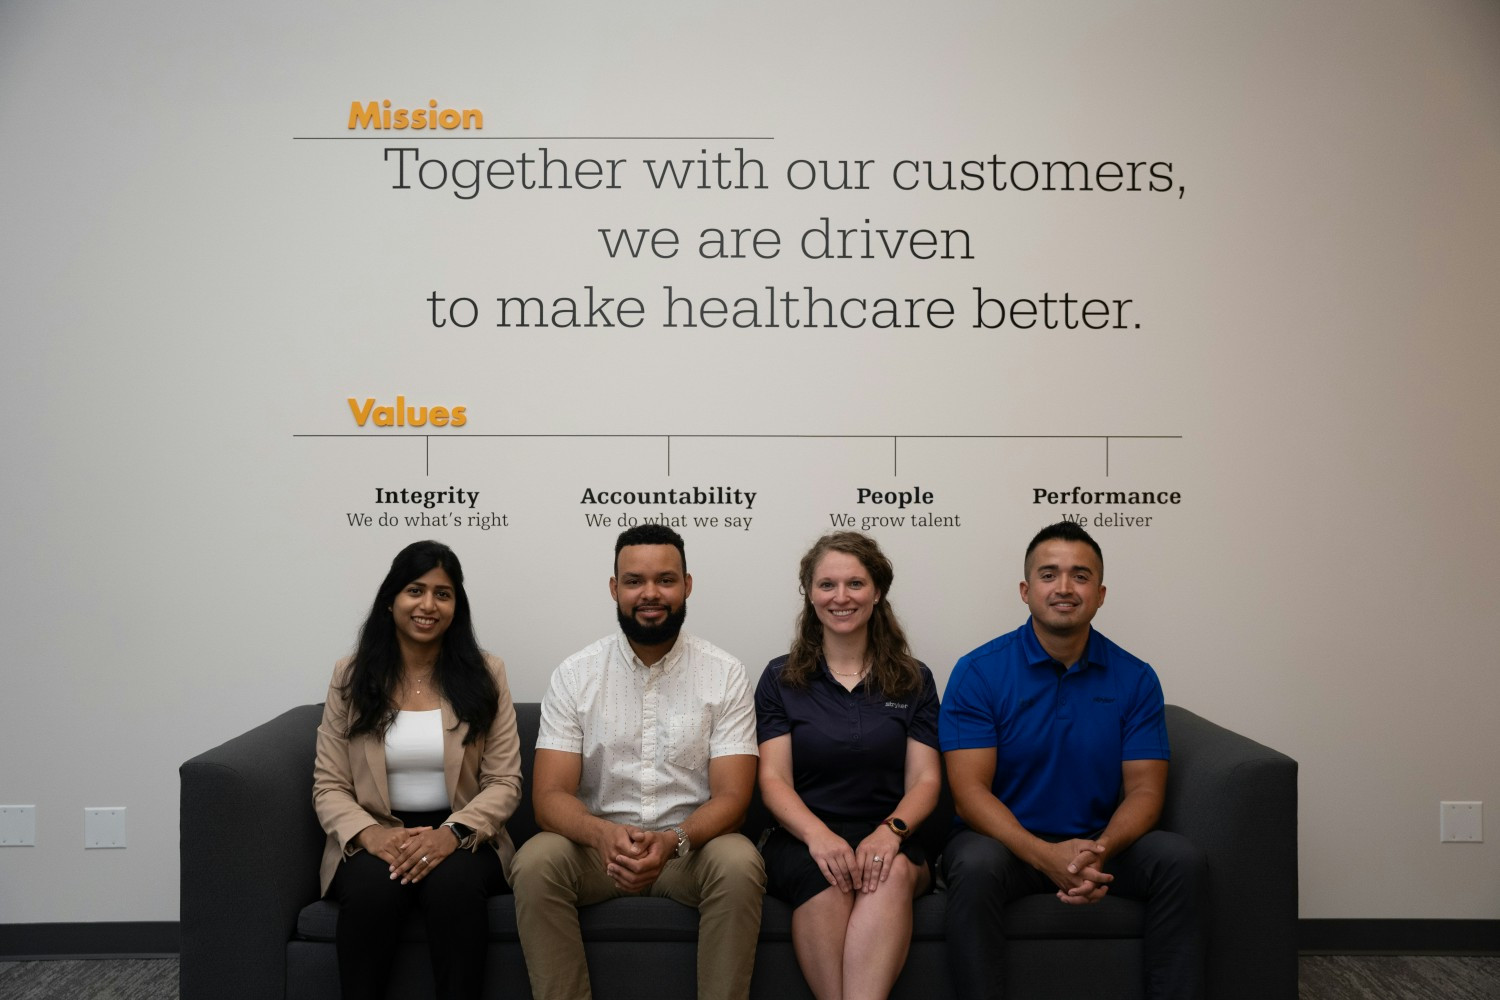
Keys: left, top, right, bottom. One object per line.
{"left": 313, "top": 540, "right": 522, "bottom": 1000}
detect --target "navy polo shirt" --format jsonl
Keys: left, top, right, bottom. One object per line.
{"left": 755, "top": 655, "right": 940, "bottom": 822}
{"left": 939, "top": 619, "right": 1169, "bottom": 838}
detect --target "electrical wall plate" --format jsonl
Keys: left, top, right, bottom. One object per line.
{"left": 85, "top": 807, "right": 127, "bottom": 848}
{"left": 1440, "top": 801, "right": 1482, "bottom": 843}
{"left": 0, "top": 805, "right": 37, "bottom": 846}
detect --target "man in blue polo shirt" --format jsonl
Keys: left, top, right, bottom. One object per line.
{"left": 939, "top": 521, "right": 1206, "bottom": 1000}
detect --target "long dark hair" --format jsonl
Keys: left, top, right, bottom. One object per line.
{"left": 782, "top": 531, "right": 922, "bottom": 697}
{"left": 343, "top": 540, "right": 498, "bottom": 745}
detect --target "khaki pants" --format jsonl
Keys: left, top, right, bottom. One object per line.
{"left": 512, "top": 831, "right": 766, "bottom": 1000}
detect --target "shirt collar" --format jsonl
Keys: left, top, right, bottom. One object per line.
{"left": 814, "top": 656, "right": 879, "bottom": 697}
{"left": 815, "top": 656, "right": 852, "bottom": 686}
{"left": 1020, "top": 616, "right": 1105, "bottom": 673}
{"left": 614, "top": 629, "right": 688, "bottom": 671}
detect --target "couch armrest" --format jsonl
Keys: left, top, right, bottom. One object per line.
{"left": 1160, "top": 704, "right": 1298, "bottom": 1000}
{"left": 180, "top": 704, "right": 326, "bottom": 1000}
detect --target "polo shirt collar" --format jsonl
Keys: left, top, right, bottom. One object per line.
{"left": 1020, "top": 616, "right": 1107, "bottom": 673}
{"left": 815, "top": 657, "right": 858, "bottom": 688}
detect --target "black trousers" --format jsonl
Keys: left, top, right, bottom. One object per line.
{"left": 941, "top": 827, "right": 1208, "bottom": 1000}
{"left": 327, "top": 809, "right": 509, "bottom": 1000}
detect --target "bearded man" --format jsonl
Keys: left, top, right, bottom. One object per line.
{"left": 511, "top": 524, "right": 764, "bottom": 1000}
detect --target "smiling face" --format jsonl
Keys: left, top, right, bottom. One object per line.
{"left": 1020, "top": 539, "right": 1106, "bottom": 639}
{"left": 809, "top": 550, "right": 880, "bottom": 638}
{"left": 610, "top": 543, "right": 692, "bottom": 651}
{"left": 390, "top": 566, "right": 457, "bottom": 650}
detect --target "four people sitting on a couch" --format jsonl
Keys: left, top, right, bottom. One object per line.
{"left": 313, "top": 522, "right": 1203, "bottom": 1000}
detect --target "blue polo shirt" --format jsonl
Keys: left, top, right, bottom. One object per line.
{"left": 755, "top": 655, "right": 940, "bottom": 822}
{"left": 939, "top": 619, "right": 1169, "bottom": 838}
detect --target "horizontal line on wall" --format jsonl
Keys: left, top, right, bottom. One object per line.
{"left": 291, "top": 135, "right": 775, "bottom": 141}
{"left": 290, "top": 433, "right": 1184, "bottom": 439}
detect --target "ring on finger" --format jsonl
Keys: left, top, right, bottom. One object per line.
{"left": 420, "top": 855, "right": 430, "bottom": 864}
{"left": 873, "top": 855, "right": 883, "bottom": 864}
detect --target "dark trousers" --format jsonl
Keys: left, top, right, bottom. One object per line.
{"left": 942, "top": 827, "right": 1208, "bottom": 1000}
{"left": 327, "top": 810, "right": 509, "bottom": 1000}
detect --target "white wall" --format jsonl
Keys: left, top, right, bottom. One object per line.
{"left": 2, "top": 0, "right": 1497, "bottom": 924}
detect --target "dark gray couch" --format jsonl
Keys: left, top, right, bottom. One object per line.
{"left": 180, "top": 703, "right": 1296, "bottom": 1000}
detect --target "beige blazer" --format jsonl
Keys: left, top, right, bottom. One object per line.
{"left": 312, "top": 653, "right": 523, "bottom": 895}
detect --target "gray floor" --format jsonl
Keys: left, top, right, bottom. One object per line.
{"left": 1300, "top": 956, "right": 1500, "bottom": 1000}
{"left": 0, "top": 958, "right": 178, "bottom": 1000}
{"left": 0, "top": 955, "right": 1497, "bottom": 999}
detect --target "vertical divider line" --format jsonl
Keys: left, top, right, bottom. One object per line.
{"left": 667, "top": 436, "right": 672, "bottom": 477}
{"left": 426, "top": 436, "right": 430, "bottom": 477}
{"left": 893, "top": 437, "right": 898, "bottom": 476}
{"left": 1105, "top": 437, "right": 1110, "bottom": 477}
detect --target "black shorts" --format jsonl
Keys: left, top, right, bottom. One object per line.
{"left": 760, "top": 818, "right": 929, "bottom": 908}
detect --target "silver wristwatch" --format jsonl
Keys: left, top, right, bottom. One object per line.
{"left": 670, "top": 824, "right": 691, "bottom": 859}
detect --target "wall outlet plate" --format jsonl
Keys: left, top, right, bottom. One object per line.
{"left": 0, "top": 805, "right": 37, "bottom": 846}
{"left": 84, "top": 807, "right": 127, "bottom": 848}
{"left": 1440, "top": 801, "right": 1482, "bottom": 843}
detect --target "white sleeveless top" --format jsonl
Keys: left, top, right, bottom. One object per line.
{"left": 384, "top": 709, "right": 449, "bottom": 811}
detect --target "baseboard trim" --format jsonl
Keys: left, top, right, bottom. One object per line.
{"left": 2, "top": 918, "right": 1495, "bottom": 959}
{"left": 0, "top": 921, "right": 179, "bottom": 959}
{"left": 1300, "top": 919, "right": 1500, "bottom": 955}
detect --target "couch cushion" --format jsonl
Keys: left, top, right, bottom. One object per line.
{"left": 771, "top": 892, "right": 1141, "bottom": 941}
{"left": 299, "top": 893, "right": 702, "bottom": 944}
{"left": 299, "top": 886, "right": 1143, "bottom": 945}
{"left": 1003, "top": 894, "right": 1144, "bottom": 938}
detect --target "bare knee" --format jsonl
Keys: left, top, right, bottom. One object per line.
{"left": 800, "top": 883, "right": 855, "bottom": 920}
{"left": 876, "top": 854, "right": 925, "bottom": 897}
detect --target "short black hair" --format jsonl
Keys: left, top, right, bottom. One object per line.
{"left": 614, "top": 523, "right": 687, "bottom": 576}
{"left": 1023, "top": 521, "right": 1104, "bottom": 579}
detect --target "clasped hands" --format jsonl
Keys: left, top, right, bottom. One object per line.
{"left": 1037, "top": 838, "right": 1113, "bottom": 905}
{"left": 356, "top": 823, "right": 459, "bottom": 885}
{"left": 807, "top": 824, "right": 900, "bottom": 895}
{"left": 596, "top": 823, "right": 676, "bottom": 892}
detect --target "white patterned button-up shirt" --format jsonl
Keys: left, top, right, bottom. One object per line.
{"left": 536, "top": 630, "right": 758, "bottom": 829}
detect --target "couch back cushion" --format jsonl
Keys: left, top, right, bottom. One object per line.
{"left": 507, "top": 702, "right": 953, "bottom": 855}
